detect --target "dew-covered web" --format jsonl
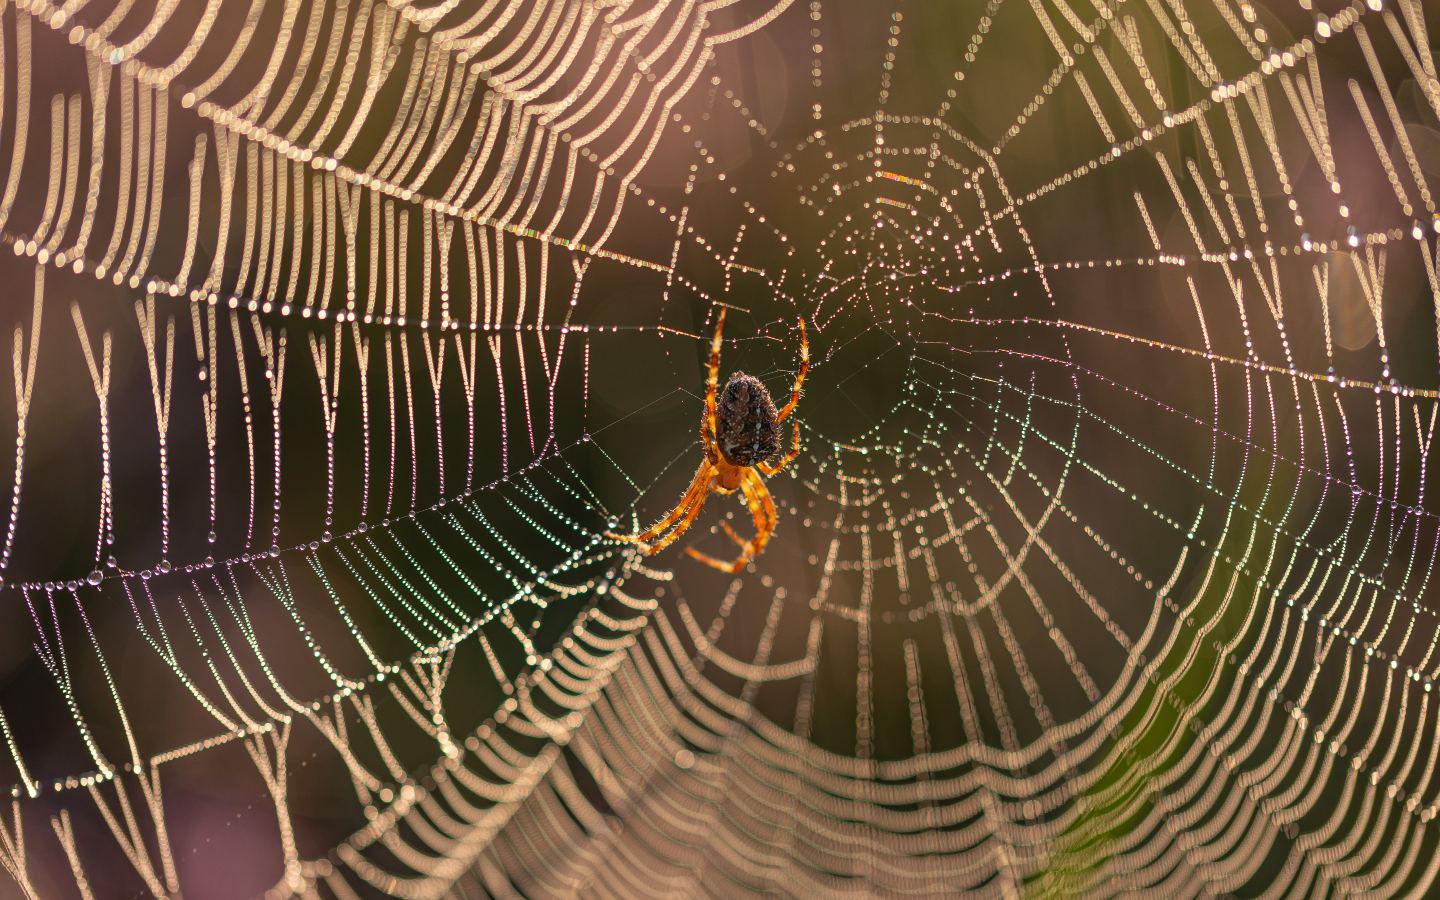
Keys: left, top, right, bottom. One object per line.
{"left": 0, "top": 0, "right": 1438, "bottom": 895}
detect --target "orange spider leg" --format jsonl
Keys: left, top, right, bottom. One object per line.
{"left": 752, "top": 473, "right": 778, "bottom": 551}
{"left": 740, "top": 472, "right": 779, "bottom": 562}
{"left": 719, "top": 521, "right": 749, "bottom": 549}
{"left": 704, "top": 309, "right": 727, "bottom": 446}
{"left": 686, "top": 469, "right": 776, "bottom": 573}
{"left": 776, "top": 317, "right": 808, "bottom": 422}
{"left": 699, "top": 416, "right": 718, "bottom": 468}
{"left": 759, "top": 421, "right": 801, "bottom": 477}
{"left": 607, "top": 462, "right": 714, "bottom": 549}
{"left": 644, "top": 477, "right": 716, "bottom": 555}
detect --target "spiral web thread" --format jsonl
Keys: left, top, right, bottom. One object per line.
{"left": 0, "top": 0, "right": 1437, "bottom": 896}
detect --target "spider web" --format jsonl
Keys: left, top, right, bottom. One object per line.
{"left": 0, "top": 0, "right": 1437, "bottom": 895}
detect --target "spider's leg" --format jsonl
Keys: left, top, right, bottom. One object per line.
{"left": 720, "top": 520, "right": 750, "bottom": 549}
{"left": 685, "top": 542, "right": 748, "bottom": 573}
{"left": 686, "top": 469, "right": 775, "bottom": 573}
{"left": 701, "top": 416, "right": 718, "bottom": 467}
{"left": 686, "top": 476, "right": 766, "bottom": 572}
{"left": 759, "top": 421, "right": 801, "bottom": 476}
{"left": 705, "top": 308, "right": 726, "bottom": 445}
{"left": 758, "top": 475, "right": 777, "bottom": 542}
{"left": 776, "top": 317, "right": 809, "bottom": 422}
{"left": 751, "top": 471, "right": 777, "bottom": 557}
{"left": 607, "top": 463, "right": 713, "bottom": 547}
{"left": 644, "top": 474, "right": 714, "bottom": 555}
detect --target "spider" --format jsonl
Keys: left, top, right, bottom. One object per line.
{"left": 609, "top": 309, "right": 808, "bottom": 573}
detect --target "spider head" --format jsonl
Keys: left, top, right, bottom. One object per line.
{"left": 715, "top": 372, "right": 780, "bottom": 467}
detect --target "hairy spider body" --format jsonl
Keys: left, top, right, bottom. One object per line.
{"left": 608, "top": 309, "right": 808, "bottom": 573}
{"left": 716, "top": 373, "right": 780, "bottom": 467}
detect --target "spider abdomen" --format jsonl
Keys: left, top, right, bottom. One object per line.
{"left": 715, "top": 373, "right": 780, "bottom": 466}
